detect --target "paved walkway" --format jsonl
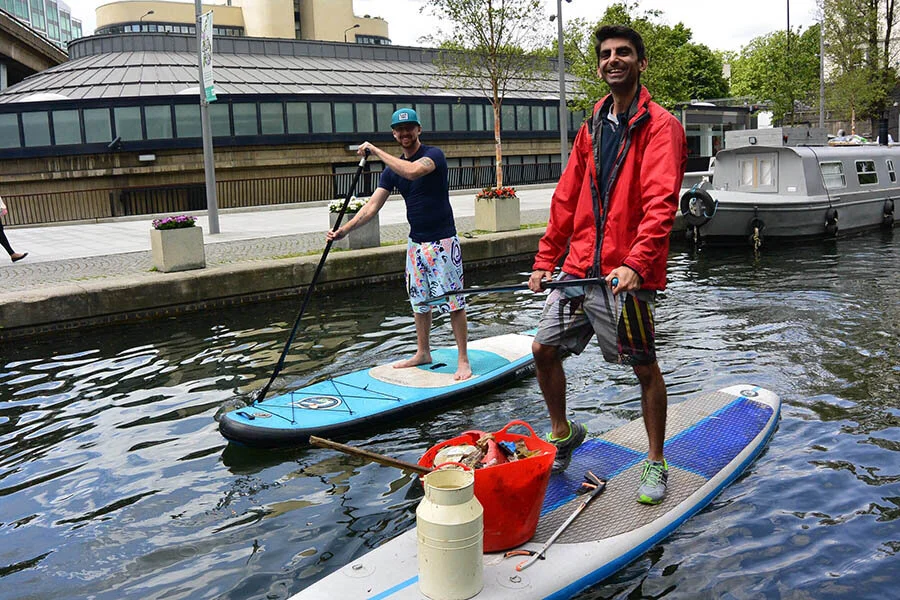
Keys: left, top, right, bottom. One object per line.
{"left": 1, "top": 185, "right": 554, "bottom": 293}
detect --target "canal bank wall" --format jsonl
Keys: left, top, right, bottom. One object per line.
{"left": 0, "top": 228, "right": 545, "bottom": 340}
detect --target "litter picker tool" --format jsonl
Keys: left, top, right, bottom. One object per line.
{"left": 253, "top": 152, "right": 369, "bottom": 404}
{"left": 512, "top": 471, "right": 607, "bottom": 571}
{"left": 421, "top": 277, "right": 613, "bottom": 307}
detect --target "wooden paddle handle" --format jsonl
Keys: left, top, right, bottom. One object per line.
{"left": 309, "top": 436, "right": 432, "bottom": 475}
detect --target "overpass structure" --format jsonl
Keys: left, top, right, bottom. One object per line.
{"left": 0, "top": 8, "right": 67, "bottom": 90}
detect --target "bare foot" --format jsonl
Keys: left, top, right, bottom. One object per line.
{"left": 454, "top": 361, "right": 472, "bottom": 381}
{"left": 393, "top": 353, "right": 431, "bottom": 369}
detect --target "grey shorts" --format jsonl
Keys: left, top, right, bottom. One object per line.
{"left": 534, "top": 272, "right": 658, "bottom": 366}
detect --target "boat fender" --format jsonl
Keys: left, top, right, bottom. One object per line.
{"left": 883, "top": 199, "right": 895, "bottom": 227}
{"left": 680, "top": 186, "right": 717, "bottom": 226}
{"left": 825, "top": 207, "right": 839, "bottom": 236}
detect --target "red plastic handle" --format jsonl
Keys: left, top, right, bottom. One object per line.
{"left": 496, "top": 419, "right": 539, "bottom": 439}
{"left": 433, "top": 461, "right": 473, "bottom": 471}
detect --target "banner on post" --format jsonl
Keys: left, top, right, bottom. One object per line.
{"left": 200, "top": 11, "right": 216, "bottom": 103}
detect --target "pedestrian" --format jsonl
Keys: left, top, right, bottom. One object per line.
{"left": 528, "top": 25, "right": 687, "bottom": 505}
{"left": 326, "top": 108, "right": 472, "bottom": 380}
{"left": 0, "top": 195, "right": 28, "bottom": 263}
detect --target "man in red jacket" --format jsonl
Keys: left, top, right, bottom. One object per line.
{"left": 528, "top": 25, "right": 687, "bottom": 505}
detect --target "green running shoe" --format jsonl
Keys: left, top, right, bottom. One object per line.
{"left": 546, "top": 420, "right": 588, "bottom": 473}
{"left": 637, "top": 459, "right": 668, "bottom": 505}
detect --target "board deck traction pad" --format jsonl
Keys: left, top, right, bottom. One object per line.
{"left": 289, "top": 385, "right": 779, "bottom": 599}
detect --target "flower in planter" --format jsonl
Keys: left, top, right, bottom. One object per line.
{"left": 329, "top": 196, "right": 368, "bottom": 213}
{"left": 152, "top": 215, "right": 197, "bottom": 230}
{"left": 475, "top": 186, "right": 518, "bottom": 199}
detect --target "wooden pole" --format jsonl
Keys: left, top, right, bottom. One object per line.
{"left": 309, "top": 436, "right": 432, "bottom": 475}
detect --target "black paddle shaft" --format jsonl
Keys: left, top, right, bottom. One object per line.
{"left": 421, "top": 277, "right": 606, "bottom": 306}
{"left": 255, "top": 153, "right": 369, "bottom": 403}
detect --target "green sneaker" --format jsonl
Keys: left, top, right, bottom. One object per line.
{"left": 546, "top": 420, "right": 587, "bottom": 473}
{"left": 637, "top": 459, "right": 668, "bottom": 505}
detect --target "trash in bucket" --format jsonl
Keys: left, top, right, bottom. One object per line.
{"left": 419, "top": 420, "right": 556, "bottom": 553}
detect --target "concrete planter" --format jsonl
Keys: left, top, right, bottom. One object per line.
{"left": 475, "top": 195, "right": 520, "bottom": 232}
{"left": 150, "top": 226, "right": 206, "bottom": 273}
{"left": 329, "top": 211, "right": 380, "bottom": 250}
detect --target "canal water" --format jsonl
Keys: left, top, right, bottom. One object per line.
{"left": 1, "top": 231, "right": 898, "bottom": 600}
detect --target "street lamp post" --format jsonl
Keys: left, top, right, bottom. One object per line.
{"left": 819, "top": 13, "right": 825, "bottom": 129}
{"left": 550, "top": 0, "right": 572, "bottom": 169}
{"left": 140, "top": 10, "right": 154, "bottom": 27}
{"left": 344, "top": 24, "right": 360, "bottom": 43}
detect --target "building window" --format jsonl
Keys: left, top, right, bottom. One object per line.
{"left": 414, "top": 104, "right": 433, "bottom": 131}
{"left": 452, "top": 104, "right": 467, "bottom": 131}
{"left": 468, "top": 105, "right": 484, "bottom": 131}
{"left": 175, "top": 104, "right": 201, "bottom": 138}
{"left": 144, "top": 105, "right": 173, "bottom": 140}
{"left": 531, "top": 106, "right": 545, "bottom": 131}
{"left": 375, "top": 103, "right": 394, "bottom": 131}
{"left": 232, "top": 103, "right": 258, "bottom": 136}
{"left": 209, "top": 103, "right": 231, "bottom": 137}
{"left": 83, "top": 108, "right": 112, "bottom": 143}
{"left": 52, "top": 109, "right": 81, "bottom": 145}
{"left": 29, "top": 0, "right": 46, "bottom": 31}
{"left": 887, "top": 159, "right": 896, "bottom": 183}
{"left": 310, "top": 102, "right": 332, "bottom": 134}
{"left": 856, "top": 160, "right": 878, "bottom": 185}
{"left": 260, "top": 102, "right": 285, "bottom": 135}
{"left": 286, "top": 102, "right": 309, "bottom": 134}
{"left": 516, "top": 105, "right": 531, "bottom": 131}
{"left": 820, "top": 161, "right": 845, "bottom": 190}
{"left": 545, "top": 106, "right": 559, "bottom": 131}
{"left": 433, "top": 104, "right": 450, "bottom": 131}
{"left": 0, "top": 114, "right": 20, "bottom": 148}
{"left": 356, "top": 103, "right": 375, "bottom": 132}
{"left": 501, "top": 104, "right": 515, "bottom": 131}
{"left": 114, "top": 106, "right": 143, "bottom": 141}
{"left": 22, "top": 111, "right": 51, "bottom": 147}
{"left": 334, "top": 102, "right": 354, "bottom": 133}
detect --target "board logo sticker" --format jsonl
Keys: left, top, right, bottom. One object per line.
{"left": 294, "top": 395, "right": 342, "bottom": 410}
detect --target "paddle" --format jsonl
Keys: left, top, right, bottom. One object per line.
{"left": 420, "top": 276, "right": 615, "bottom": 307}
{"left": 254, "top": 153, "right": 370, "bottom": 404}
{"left": 309, "top": 436, "right": 431, "bottom": 475}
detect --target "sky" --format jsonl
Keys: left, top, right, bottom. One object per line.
{"left": 69, "top": 0, "right": 821, "bottom": 53}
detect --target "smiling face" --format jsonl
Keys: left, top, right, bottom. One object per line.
{"left": 597, "top": 37, "right": 647, "bottom": 94}
{"left": 392, "top": 123, "right": 421, "bottom": 152}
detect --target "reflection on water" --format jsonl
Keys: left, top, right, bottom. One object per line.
{"left": 1, "top": 231, "right": 898, "bottom": 599}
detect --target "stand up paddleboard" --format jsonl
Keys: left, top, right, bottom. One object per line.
{"left": 290, "top": 384, "right": 780, "bottom": 599}
{"left": 219, "top": 332, "right": 536, "bottom": 448}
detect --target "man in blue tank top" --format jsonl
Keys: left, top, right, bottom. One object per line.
{"left": 327, "top": 108, "right": 471, "bottom": 380}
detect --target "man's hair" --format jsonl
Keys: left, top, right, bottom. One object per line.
{"left": 594, "top": 24, "right": 646, "bottom": 65}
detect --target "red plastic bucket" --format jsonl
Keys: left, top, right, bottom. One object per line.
{"left": 418, "top": 420, "right": 556, "bottom": 553}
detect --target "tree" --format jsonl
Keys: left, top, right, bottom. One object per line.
{"left": 821, "top": 0, "right": 899, "bottom": 135}
{"left": 422, "top": 0, "right": 549, "bottom": 187}
{"left": 561, "top": 2, "right": 728, "bottom": 111}
{"left": 728, "top": 26, "right": 821, "bottom": 124}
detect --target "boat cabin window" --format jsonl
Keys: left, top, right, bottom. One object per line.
{"left": 856, "top": 160, "right": 878, "bottom": 185}
{"left": 820, "top": 161, "right": 846, "bottom": 189}
{"left": 737, "top": 153, "right": 777, "bottom": 191}
{"left": 887, "top": 159, "right": 896, "bottom": 183}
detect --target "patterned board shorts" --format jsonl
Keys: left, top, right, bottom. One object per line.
{"left": 534, "top": 272, "right": 658, "bottom": 366}
{"left": 406, "top": 236, "right": 466, "bottom": 314}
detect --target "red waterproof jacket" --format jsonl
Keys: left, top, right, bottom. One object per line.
{"left": 533, "top": 86, "right": 687, "bottom": 290}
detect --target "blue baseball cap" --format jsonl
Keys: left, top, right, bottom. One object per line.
{"left": 391, "top": 108, "right": 420, "bottom": 128}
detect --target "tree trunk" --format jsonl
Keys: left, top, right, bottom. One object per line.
{"left": 493, "top": 99, "right": 503, "bottom": 187}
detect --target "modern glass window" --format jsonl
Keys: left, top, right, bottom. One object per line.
{"left": 887, "top": 159, "right": 896, "bottom": 183}
{"left": 0, "top": 114, "right": 20, "bottom": 148}
{"left": 501, "top": 105, "right": 515, "bottom": 131}
{"left": 486, "top": 106, "right": 495, "bottom": 131}
{"left": 334, "top": 102, "right": 354, "bottom": 133}
{"left": 259, "top": 102, "right": 284, "bottom": 135}
{"left": 546, "top": 106, "right": 559, "bottom": 131}
{"left": 29, "top": 0, "right": 45, "bottom": 31}
{"left": 83, "top": 108, "right": 112, "bottom": 143}
{"left": 452, "top": 104, "right": 467, "bottom": 131}
{"left": 356, "top": 103, "right": 375, "bottom": 132}
{"left": 414, "top": 104, "right": 432, "bottom": 131}
{"left": 310, "top": 102, "right": 333, "bottom": 133}
{"left": 114, "top": 106, "right": 142, "bottom": 141}
{"left": 468, "top": 104, "right": 485, "bottom": 131}
{"left": 820, "top": 161, "right": 845, "bottom": 189}
{"left": 856, "top": 160, "right": 878, "bottom": 185}
{"left": 232, "top": 103, "right": 258, "bottom": 136}
{"left": 209, "top": 103, "right": 231, "bottom": 137}
{"left": 286, "top": 102, "right": 309, "bottom": 134}
{"left": 433, "top": 104, "right": 450, "bottom": 131}
{"left": 174, "top": 104, "right": 201, "bottom": 138}
{"left": 375, "top": 103, "right": 394, "bottom": 131}
{"left": 50, "top": 109, "right": 80, "bottom": 145}
{"left": 531, "top": 106, "right": 545, "bottom": 131}
{"left": 516, "top": 105, "right": 531, "bottom": 131}
{"left": 144, "top": 105, "right": 173, "bottom": 140}
{"left": 22, "top": 111, "right": 51, "bottom": 147}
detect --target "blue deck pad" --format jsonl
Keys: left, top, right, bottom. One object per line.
{"left": 415, "top": 348, "right": 510, "bottom": 375}
{"left": 541, "top": 439, "right": 644, "bottom": 515}
{"left": 665, "top": 397, "right": 773, "bottom": 478}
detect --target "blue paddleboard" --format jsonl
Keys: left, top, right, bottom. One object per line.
{"left": 219, "top": 332, "right": 536, "bottom": 448}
